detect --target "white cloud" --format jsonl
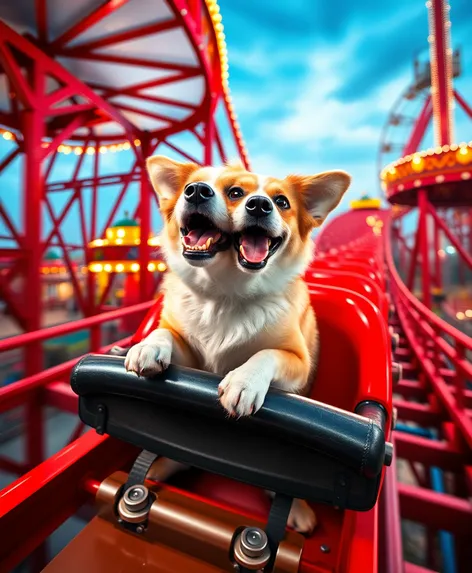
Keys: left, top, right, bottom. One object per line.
{"left": 264, "top": 38, "right": 410, "bottom": 151}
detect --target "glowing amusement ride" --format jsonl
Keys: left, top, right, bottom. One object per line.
{"left": 0, "top": 1, "right": 470, "bottom": 572}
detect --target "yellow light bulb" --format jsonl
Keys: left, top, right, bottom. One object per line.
{"left": 99, "top": 146, "right": 107, "bottom": 153}
{"left": 115, "top": 238, "right": 123, "bottom": 245}
{"left": 2, "top": 131, "right": 13, "bottom": 140}
{"left": 123, "top": 142, "right": 131, "bottom": 150}
{"left": 131, "top": 263, "right": 140, "bottom": 272}
{"left": 86, "top": 147, "right": 96, "bottom": 155}
{"left": 457, "top": 311, "right": 465, "bottom": 320}
{"left": 116, "top": 263, "right": 124, "bottom": 272}
{"left": 117, "top": 229, "right": 125, "bottom": 238}
{"left": 157, "top": 262, "right": 167, "bottom": 272}
{"left": 147, "top": 263, "right": 156, "bottom": 272}
{"left": 74, "top": 147, "right": 83, "bottom": 155}
{"left": 134, "top": 139, "right": 141, "bottom": 146}
{"left": 94, "top": 264, "right": 103, "bottom": 273}
{"left": 104, "top": 264, "right": 112, "bottom": 272}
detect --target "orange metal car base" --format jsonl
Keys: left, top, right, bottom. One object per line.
{"left": 43, "top": 470, "right": 304, "bottom": 573}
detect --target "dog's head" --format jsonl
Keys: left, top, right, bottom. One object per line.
{"left": 147, "top": 156, "right": 350, "bottom": 295}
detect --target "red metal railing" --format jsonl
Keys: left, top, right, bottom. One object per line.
{"left": 386, "top": 220, "right": 472, "bottom": 449}
{"left": 0, "top": 299, "right": 154, "bottom": 478}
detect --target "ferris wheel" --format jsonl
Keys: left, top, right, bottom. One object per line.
{"left": 377, "top": 50, "right": 462, "bottom": 194}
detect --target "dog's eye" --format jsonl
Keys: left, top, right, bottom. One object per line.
{"left": 275, "top": 195, "right": 290, "bottom": 210}
{"left": 228, "top": 186, "right": 245, "bottom": 200}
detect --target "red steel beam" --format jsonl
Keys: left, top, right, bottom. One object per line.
{"left": 404, "top": 564, "right": 437, "bottom": 573}
{"left": 380, "top": 442, "right": 405, "bottom": 573}
{"left": 454, "top": 90, "right": 472, "bottom": 119}
{"left": 0, "top": 43, "right": 35, "bottom": 108}
{"left": 50, "top": 0, "right": 131, "bottom": 49}
{"left": 428, "top": 202, "right": 472, "bottom": 271}
{"left": 394, "top": 398, "right": 442, "bottom": 426}
{"left": 402, "top": 95, "right": 432, "bottom": 156}
{"left": 0, "top": 276, "right": 28, "bottom": 331}
{"left": 60, "top": 51, "right": 201, "bottom": 75}
{"left": 429, "top": 0, "right": 454, "bottom": 145}
{"left": 139, "top": 135, "right": 152, "bottom": 302}
{"left": 93, "top": 83, "right": 197, "bottom": 110}
{"left": 99, "top": 160, "right": 141, "bottom": 236}
{"left": 394, "top": 431, "right": 468, "bottom": 471}
{"left": 398, "top": 482, "right": 472, "bottom": 534}
{"left": 59, "top": 18, "right": 179, "bottom": 53}
{"left": 0, "top": 299, "right": 154, "bottom": 355}
{"left": 0, "top": 147, "right": 21, "bottom": 174}
{"left": 0, "top": 431, "right": 138, "bottom": 573}
{"left": 0, "top": 199, "right": 23, "bottom": 247}
{"left": 118, "top": 70, "right": 201, "bottom": 96}
{"left": 0, "top": 457, "right": 27, "bottom": 476}
{"left": 46, "top": 170, "right": 141, "bottom": 193}
{"left": 162, "top": 139, "right": 200, "bottom": 164}
{"left": 42, "top": 189, "right": 79, "bottom": 248}
{"left": 0, "top": 335, "right": 133, "bottom": 414}
{"left": 113, "top": 101, "right": 174, "bottom": 124}
{"left": 35, "top": 0, "right": 48, "bottom": 43}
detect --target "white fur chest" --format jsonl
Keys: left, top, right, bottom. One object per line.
{"left": 176, "top": 291, "right": 290, "bottom": 375}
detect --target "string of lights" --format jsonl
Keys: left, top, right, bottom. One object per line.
{"left": 0, "top": 0, "right": 248, "bottom": 161}
{"left": 381, "top": 141, "right": 472, "bottom": 184}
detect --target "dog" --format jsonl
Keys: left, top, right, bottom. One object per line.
{"left": 125, "top": 155, "right": 351, "bottom": 533}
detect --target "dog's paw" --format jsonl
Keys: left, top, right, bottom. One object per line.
{"left": 288, "top": 499, "right": 317, "bottom": 535}
{"left": 218, "top": 366, "right": 271, "bottom": 417}
{"left": 124, "top": 342, "right": 170, "bottom": 377}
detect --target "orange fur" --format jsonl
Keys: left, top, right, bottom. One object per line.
{"left": 126, "top": 156, "right": 351, "bottom": 535}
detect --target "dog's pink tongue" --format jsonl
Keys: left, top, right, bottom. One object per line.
{"left": 183, "top": 229, "right": 221, "bottom": 247}
{"left": 240, "top": 234, "right": 270, "bottom": 263}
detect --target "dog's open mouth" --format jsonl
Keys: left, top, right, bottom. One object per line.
{"left": 234, "top": 227, "right": 284, "bottom": 270}
{"left": 181, "top": 214, "right": 230, "bottom": 260}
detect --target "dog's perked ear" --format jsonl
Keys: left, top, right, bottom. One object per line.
{"left": 146, "top": 155, "right": 199, "bottom": 201}
{"left": 288, "top": 171, "right": 351, "bottom": 225}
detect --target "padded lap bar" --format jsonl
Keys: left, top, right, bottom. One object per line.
{"left": 71, "top": 354, "right": 391, "bottom": 511}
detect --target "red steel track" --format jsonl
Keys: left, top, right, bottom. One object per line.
{"left": 0, "top": 0, "right": 472, "bottom": 572}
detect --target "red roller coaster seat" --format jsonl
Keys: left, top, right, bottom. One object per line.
{"left": 125, "top": 281, "right": 392, "bottom": 573}
{"left": 309, "top": 259, "right": 384, "bottom": 289}
{"left": 304, "top": 268, "right": 388, "bottom": 319}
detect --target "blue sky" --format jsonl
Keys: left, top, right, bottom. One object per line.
{"left": 219, "top": 0, "right": 472, "bottom": 209}
{"left": 0, "top": 0, "right": 471, "bottom": 245}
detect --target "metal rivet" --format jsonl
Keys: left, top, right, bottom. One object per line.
{"left": 320, "top": 544, "right": 331, "bottom": 553}
{"left": 136, "top": 525, "right": 144, "bottom": 534}
{"left": 180, "top": 8, "right": 187, "bottom": 15}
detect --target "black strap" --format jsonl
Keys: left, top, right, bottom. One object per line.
{"left": 124, "top": 449, "right": 159, "bottom": 489}
{"left": 265, "top": 493, "right": 293, "bottom": 570}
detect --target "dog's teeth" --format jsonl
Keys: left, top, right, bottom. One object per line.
{"left": 239, "top": 245, "right": 244, "bottom": 255}
{"left": 205, "top": 238, "right": 213, "bottom": 249}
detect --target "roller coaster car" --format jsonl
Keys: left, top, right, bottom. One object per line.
{"left": 48, "top": 282, "right": 392, "bottom": 573}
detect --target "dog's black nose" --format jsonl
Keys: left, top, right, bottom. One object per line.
{"left": 184, "top": 182, "right": 215, "bottom": 206}
{"left": 245, "top": 196, "right": 273, "bottom": 218}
